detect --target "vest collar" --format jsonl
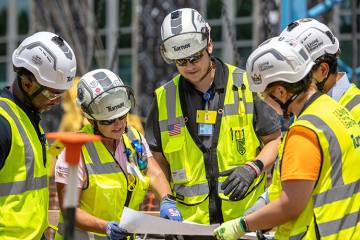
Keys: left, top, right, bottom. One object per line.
{"left": 298, "top": 91, "right": 323, "bottom": 116}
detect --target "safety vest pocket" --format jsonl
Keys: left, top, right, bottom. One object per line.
{"left": 164, "top": 136, "right": 192, "bottom": 184}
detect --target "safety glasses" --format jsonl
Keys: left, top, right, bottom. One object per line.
{"left": 41, "top": 88, "right": 64, "bottom": 101}
{"left": 31, "top": 78, "right": 64, "bottom": 101}
{"left": 98, "top": 114, "right": 128, "bottom": 125}
{"left": 175, "top": 51, "right": 204, "bottom": 66}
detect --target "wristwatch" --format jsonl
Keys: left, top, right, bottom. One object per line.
{"left": 253, "top": 159, "right": 264, "bottom": 172}
{"left": 162, "top": 194, "right": 176, "bottom": 202}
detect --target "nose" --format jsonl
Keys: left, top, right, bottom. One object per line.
{"left": 113, "top": 117, "right": 127, "bottom": 127}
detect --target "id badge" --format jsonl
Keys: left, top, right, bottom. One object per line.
{"left": 196, "top": 110, "right": 217, "bottom": 124}
{"left": 198, "top": 123, "right": 213, "bottom": 136}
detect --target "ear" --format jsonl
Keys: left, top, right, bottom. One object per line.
{"left": 207, "top": 40, "right": 214, "bottom": 55}
{"left": 319, "top": 62, "right": 330, "bottom": 77}
{"left": 21, "top": 76, "right": 35, "bottom": 93}
{"left": 273, "top": 85, "right": 290, "bottom": 100}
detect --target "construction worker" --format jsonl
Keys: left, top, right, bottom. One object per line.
{"left": 55, "top": 69, "right": 181, "bottom": 240}
{"left": 244, "top": 18, "right": 360, "bottom": 222}
{"left": 214, "top": 37, "right": 360, "bottom": 240}
{"left": 145, "top": 8, "right": 281, "bottom": 229}
{"left": 280, "top": 18, "right": 360, "bottom": 123}
{"left": 0, "top": 32, "right": 76, "bottom": 239}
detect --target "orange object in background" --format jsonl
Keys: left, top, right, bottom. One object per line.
{"left": 46, "top": 132, "right": 101, "bottom": 164}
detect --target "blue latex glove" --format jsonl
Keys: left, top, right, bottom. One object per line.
{"left": 159, "top": 197, "right": 183, "bottom": 221}
{"left": 106, "top": 221, "right": 128, "bottom": 240}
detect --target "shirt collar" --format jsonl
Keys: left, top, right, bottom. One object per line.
{"left": 327, "top": 72, "right": 351, "bottom": 101}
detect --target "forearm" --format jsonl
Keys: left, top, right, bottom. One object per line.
{"left": 75, "top": 207, "right": 108, "bottom": 234}
{"left": 57, "top": 183, "right": 108, "bottom": 234}
{"left": 151, "top": 151, "right": 171, "bottom": 181}
{"left": 147, "top": 156, "right": 172, "bottom": 199}
{"left": 256, "top": 131, "right": 281, "bottom": 170}
{"left": 245, "top": 180, "right": 315, "bottom": 231}
{"left": 245, "top": 197, "right": 295, "bottom": 231}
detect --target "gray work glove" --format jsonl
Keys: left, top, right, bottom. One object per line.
{"left": 244, "top": 190, "right": 269, "bottom": 216}
{"left": 106, "top": 221, "right": 128, "bottom": 240}
{"left": 220, "top": 165, "right": 257, "bottom": 201}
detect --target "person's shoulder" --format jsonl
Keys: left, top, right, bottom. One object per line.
{"left": 287, "top": 125, "right": 318, "bottom": 144}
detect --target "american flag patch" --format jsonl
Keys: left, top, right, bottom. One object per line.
{"left": 168, "top": 122, "right": 181, "bottom": 136}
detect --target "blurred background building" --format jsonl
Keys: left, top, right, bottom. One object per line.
{"left": 1, "top": 0, "right": 359, "bottom": 117}
{"left": 0, "top": 0, "right": 359, "bottom": 211}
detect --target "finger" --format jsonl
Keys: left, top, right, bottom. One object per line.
{"left": 220, "top": 171, "right": 237, "bottom": 190}
{"left": 219, "top": 168, "right": 234, "bottom": 176}
{"left": 112, "top": 227, "right": 126, "bottom": 235}
{"left": 223, "top": 177, "right": 240, "bottom": 196}
{"left": 229, "top": 182, "right": 247, "bottom": 200}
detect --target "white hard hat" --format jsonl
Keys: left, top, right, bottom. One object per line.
{"left": 76, "top": 69, "right": 133, "bottom": 121}
{"left": 279, "top": 18, "right": 340, "bottom": 61}
{"left": 160, "top": 8, "right": 210, "bottom": 63}
{"left": 246, "top": 37, "right": 315, "bottom": 92}
{"left": 12, "top": 31, "right": 77, "bottom": 90}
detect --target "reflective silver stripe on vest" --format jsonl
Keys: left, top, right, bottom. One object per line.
{"left": 159, "top": 117, "right": 185, "bottom": 132}
{"left": 127, "top": 127, "right": 137, "bottom": 141}
{"left": 313, "top": 179, "right": 360, "bottom": 208}
{"left": 289, "top": 231, "right": 307, "bottom": 240}
{"left": 318, "top": 210, "right": 360, "bottom": 237}
{"left": 224, "top": 68, "right": 253, "bottom": 116}
{"left": 0, "top": 101, "right": 47, "bottom": 197}
{"left": 300, "top": 114, "right": 360, "bottom": 236}
{"left": 84, "top": 142, "right": 121, "bottom": 175}
{"left": 158, "top": 81, "right": 186, "bottom": 133}
{"left": 174, "top": 182, "right": 209, "bottom": 197}
{"left": 345, "top": 95, "right": 360, "bottom": 112}
{"left": 165, "top": 81, "right": 177, "bottom": 125}
{"left": 299, "top": 114, "right": 344, "bottom": 186}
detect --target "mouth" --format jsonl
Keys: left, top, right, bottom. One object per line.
{"left": 112, "top": 129, "right": 123, "bottom": 134}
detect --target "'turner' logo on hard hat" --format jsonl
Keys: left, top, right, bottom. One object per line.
{"left": 106, "top": 103, "right": 124, "bottom": 112}
{"left": 172, "top": 43, "right": 190, "bottom": 52}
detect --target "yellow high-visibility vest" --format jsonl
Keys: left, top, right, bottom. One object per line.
{"left": 0, "top": 98, "right": 49, "bottom": 240}
{"left": 55, "top": 125, "right": 149, "bottom": 240}
{"left": 269, "top": 94, "right": 360, "bottom": 240}
{"left": 339, "top": 84, "right": 360, "bottom": 124}
{"left": 155, "top": 65, "right": 266, "bottom": 224}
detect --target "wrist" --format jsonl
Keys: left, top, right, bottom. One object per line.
{"left": 161, "top": 193, "right": 176, "bottom": 202}
{"left": 239, "top": 216, "right": 250, "bottom": 232}
{"left": 246, "top": 159, "right": 264, "bottom": 177}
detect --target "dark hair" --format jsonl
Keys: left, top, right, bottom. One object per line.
{"left": 312, "top": 52, "right": 338, "bottom": 75}
{"left": 13, "top": 66, "right": 35, "bottom": 78}
{"left": 267, "top": 73, "right": 312, "bottom": 95}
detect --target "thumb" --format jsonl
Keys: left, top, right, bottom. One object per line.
{"left": 219, "top": 168, "right": 234, "bottom": 176}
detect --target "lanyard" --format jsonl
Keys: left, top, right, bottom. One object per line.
{"left": 202, "top": 91, "right": 213, "bottom": 111}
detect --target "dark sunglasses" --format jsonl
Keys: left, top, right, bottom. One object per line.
{"left": 175, "top": 51, "right": 204, "bottom": 66}
{"left": 98, "top": 114, "right": 128, "bottom": 125}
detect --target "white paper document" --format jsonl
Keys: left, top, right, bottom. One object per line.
{"left": 119, "top": 207, "right": 219, "bottom": 236}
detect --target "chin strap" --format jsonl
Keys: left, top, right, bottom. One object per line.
{"left": 16, "top": 77, "right": 38, "bottom": 108}
{"left": 315, "top": 73, "right": 330, "bottom": 93}
{"left": 198, "top": 58, "right": 214, "bottom": 82}
{"left": 269, "top": 93, "right": 299, "bottom": 118}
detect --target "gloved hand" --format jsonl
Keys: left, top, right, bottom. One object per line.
{"left": 220, "top": 164, "right": 257, "bottom": 201}
{"left": 213, "top": 218, "right": 245, "bottom": 240}
{"left": 160, "top": 196, "right": 183, "bottom": 222}
{"left": 106, "top": 221, "right": 128, "bottom": 240}
{"left": 244, "top": 191, "right": 268, "bottom": 216}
